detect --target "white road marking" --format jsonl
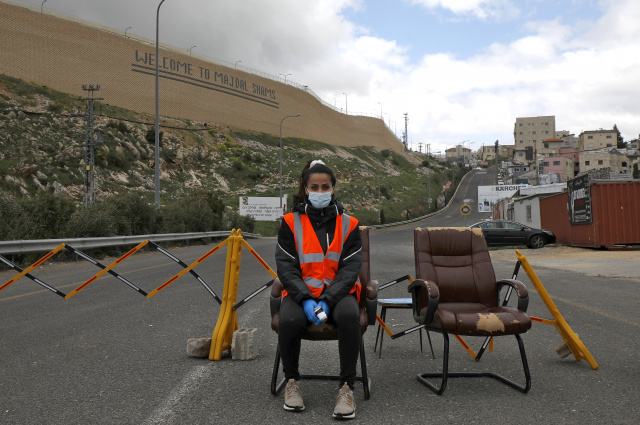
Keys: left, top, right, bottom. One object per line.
{"left": 143, "top": 365, "right": 212, "bottom": 424}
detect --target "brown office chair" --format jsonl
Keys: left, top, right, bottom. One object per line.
{"left": 270, "top": 227, "right": 378, "bottom": 399}
{"left": 408, "top": 227, "right": 532, "bottom": 395}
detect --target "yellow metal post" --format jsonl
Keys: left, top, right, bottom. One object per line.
{"left": 516, "top": 250, "right": 599, "bottom": 370}
{"left": 210, "top": 230, "right": 244, "bottom": 360}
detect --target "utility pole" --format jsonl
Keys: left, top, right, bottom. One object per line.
{"left": 494, "top": 139, "right": 499, "bottom": 185}
{"left": 82, "top": 84, "right": 103, "bottom": 207}
{"left": 403, "top": 113, "right": 409, "bottom": 151}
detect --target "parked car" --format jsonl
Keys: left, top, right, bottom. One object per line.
{"left": 469, "top": 220, "right": 556, "bottom": 249}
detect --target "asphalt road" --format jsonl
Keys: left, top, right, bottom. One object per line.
{"left": 1, "top": 169, "right": 639, "bottom": 424}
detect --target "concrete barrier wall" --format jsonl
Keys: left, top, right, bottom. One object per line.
{"left": 0, "top": 2, "right": 403, "bottom": 151}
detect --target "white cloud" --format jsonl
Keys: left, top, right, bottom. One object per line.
{"left": 409, "top": 0, "right": 520, "bottom": 21}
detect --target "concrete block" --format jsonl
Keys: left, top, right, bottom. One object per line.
{"left": 231, "top": 328, "right": 259, "bottom": 360}
{"left": 187, "top": 337, "right": 211, "bottom": 358}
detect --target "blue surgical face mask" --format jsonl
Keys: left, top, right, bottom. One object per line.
{"left": 307, "top": 191, "right": 332, "bottom": 209}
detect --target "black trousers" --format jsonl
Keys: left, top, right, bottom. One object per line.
{"left": 278, "top": 294, "right": 361, "bottom": 389}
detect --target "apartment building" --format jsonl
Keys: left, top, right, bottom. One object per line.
{"left": 579, "top": 149, "right": 631, "bottom": 174}
{"left": 513, "top": 116, "right": 556, "bottom": 162}
{"left": 579, "top": 129, "right": 617, "bottom": 151}
{"left": 556, "top": 130, "right": 579, "bottom": 149}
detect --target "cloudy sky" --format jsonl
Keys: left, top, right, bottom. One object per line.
{"left": 12, "top": 0, "right": 640, "bottom": 153}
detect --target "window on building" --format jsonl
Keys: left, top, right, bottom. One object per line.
{"left": 519, "top": 132, "right": 523, "bottom": 135}
{"left": 543, "top": 161, "right": 549, "bottom": 166}
{"left": 515, "top": 168, "right": 520, "bottom": 172}
{"left": 545, "top": 122, "right": 549, "bottom": 125}
{"left": 606, "top": 143, "right": 613, "bottom": 147}
{"left": 585, "top": 161, "right": 590, "bottom": 165}
{"left": 622, "top": 161, "right": 628, "bottom": 167}
{"left": 598, "top": 160, "right": 604, "bottom": 165}
{"left": 606, "top": 135, "right": 612, "bottom": 138}
{"left": 526, "top": 205, "right": 532, "bottom": 222}
{"left": 588, "top": 144, "right": 594, "bottom": 148}
{"left": 519, "top": 123, "right": 523, "bottom": 127}
{"left": 553, "top": 161, "right": 561, "bottom": 165}
{"left": 533, "top": 131, "right": 536, "bottom": 134}
{"left": 518, "top": 153, "right": 523, "bottom": 157}
{"left": 588, "top": 135, "right": 593, "bottom": 139}
{"left": 520, "top": 140, "right": 523, "bottom": 144}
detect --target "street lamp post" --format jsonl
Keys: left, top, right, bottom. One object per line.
{"left": 378, "top": 148, "right": 393, "bottom": 223}
{"left": 154, "top": 0, "right": 166, "bottom": 212}
{"left": 343, "top": 93, "right": 347, "bottom": 114}
{"left": 125, "top": 26, "right": 132, "bottom": 38}
{"left": 280, "top": 113, "right": 302, "bottom": 214}
{"left": 279, "top": 73, "right": 291, "bottom": 84}
{"left": 41, "top": 0, "right": 47, "bottom": 13}
{"left": 235, "top": 60, "right": 242, "bottom": 69}
{"left": 189, "top": 45, "right": 196, "bottom": 56}
{"left": 378, "top": 102, "right": 382, "bottom": 118}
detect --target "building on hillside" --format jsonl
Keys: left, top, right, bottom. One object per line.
{"left": 481, "top": 144, "right": 496, "bottom": 162}
{"left": 579, "top": 149, "right": 633, "bottom": 176}
{"left": 513, "top": 116, "right": 556, "bottom": 163}
{"left": 498, "top": 144, "right": 515, "bottom": 160}
{"left": 579, "top": 129, "right": 617, "bottom": 151}
{"left": 540, "top": 138, "right": 565, "bottom": 155}
{"left": 507, "top": 164, "right": 531, "bottom": 184}
{"left": 542, "top": 155, "right": 575, "bottom": 182}
{"left": 445, "top": 145, "right": 472, "bottom": 164}
{"left": 556, "top": 130, "right": 580, "bottom": 149}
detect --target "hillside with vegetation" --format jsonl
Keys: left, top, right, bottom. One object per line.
{"left": 0, "top": 74, "right": 466, "bottom": 246}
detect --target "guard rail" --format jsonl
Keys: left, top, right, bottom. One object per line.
{"left": 0, "top": 231, "right": 261, "bottom": 255}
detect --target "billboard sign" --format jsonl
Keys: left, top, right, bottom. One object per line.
{"left": 239, "top": 196, "right": 287, "bottom": 221}
{"left": 567, "top": 174, "right": 592, "bottom": 224}
{"left": 477, "top": 185, "right": 528, "bottom": 213}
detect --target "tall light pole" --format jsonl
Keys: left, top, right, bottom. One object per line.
{"left": 280, "top": 113, "right": 302, "bottom": 214}
{"left": 41, "top": 0, "right": 47, "bottom": 13}
{"left": 235, "top": 60, "right": 242, "bottom": 69}
{"left": 378, "top": 147, "right": 393, "bottom": 223}
{"left": 378, "top": 102, "right": 382, "bottom": 118}
{"left": 189, "top": 45, "right": 196, "bottom": 56}
{"left": 125, "top": 26, "right": 132, "bottom": 38}
{"left": 384, "top": 113, "right": 390, "bottom": 127}
{"left": 343, "top": 93, "right": 348, "bottom": 114}
{"left": 279, "top": 73, "right": 291, "bottom": 84}
{"left": 155, "top": 0, "right": 166, "bottom": 212}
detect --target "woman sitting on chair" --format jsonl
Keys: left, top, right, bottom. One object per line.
{"left": 275, "top": 159, "right": 362, "bottom": 419}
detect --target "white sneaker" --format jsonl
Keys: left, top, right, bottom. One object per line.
{"left": 283, "top": 379, "right": 304, "bottom": 412}
{"left": 332, "top": 383, "right": 355, "bottom": 419}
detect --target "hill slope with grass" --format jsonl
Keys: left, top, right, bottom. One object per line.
{"left": 0, "top": 74, "right": 466, "bottom": 241}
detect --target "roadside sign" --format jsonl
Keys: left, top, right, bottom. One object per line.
{"left": 461, "top": 204, "right": 471, "bottom": 215}
{"left": 239, "top": 196, "right": 287, "bottom": 221}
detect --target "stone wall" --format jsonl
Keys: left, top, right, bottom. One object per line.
{"left": 0, "top": 2, "right": 403, "bottom": 151}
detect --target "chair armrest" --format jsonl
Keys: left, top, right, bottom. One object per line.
{"left": 407, "top": 279, "right": 439, "bottom": 325}
{"left": 496, "top": 279, "right": 529, "bottom": 312}
{"left": 270, "top": 279, "right": 283, "bottom": 319}
{"left": 364, "top": 280, "right": 378, "bottom": 326}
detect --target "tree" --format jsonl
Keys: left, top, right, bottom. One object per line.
{"left": 613, "top": 124, "right": 625, "bottom": 148}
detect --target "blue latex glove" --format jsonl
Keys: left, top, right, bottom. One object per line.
{"left": 302, "top": 299, "right": 319, "bottom": 323}
{"left": 317, "top": 301, "right": 330, "bottom": 320}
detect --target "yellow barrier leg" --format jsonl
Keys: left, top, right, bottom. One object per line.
{"left": 210, "top": 230, "right": 243, "bottom": 360}
{"left": 0, "top": 244, "right": 66, "bottom": 293}
{"left": 516, "top": 250, "right": 599, "bottom": 370}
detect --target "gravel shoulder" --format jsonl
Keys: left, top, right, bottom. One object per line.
{"left": 489, "top": 244, "right": 640, "bottom": 281}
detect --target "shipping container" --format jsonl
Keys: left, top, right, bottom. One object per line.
{"left": 540, "top": 181, "right": 640, "bottom": 248}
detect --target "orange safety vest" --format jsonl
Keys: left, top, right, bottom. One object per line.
{"left": 282, "top": 211, "right": 361, "bottom": 302}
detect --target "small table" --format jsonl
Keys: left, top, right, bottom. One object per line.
{"left": 374, "top": 298, "right": 434, "bottom": 359}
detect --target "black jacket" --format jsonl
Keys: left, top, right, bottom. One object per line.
{"left": 275, "top": 200, "right": 362, "bottom": 309}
